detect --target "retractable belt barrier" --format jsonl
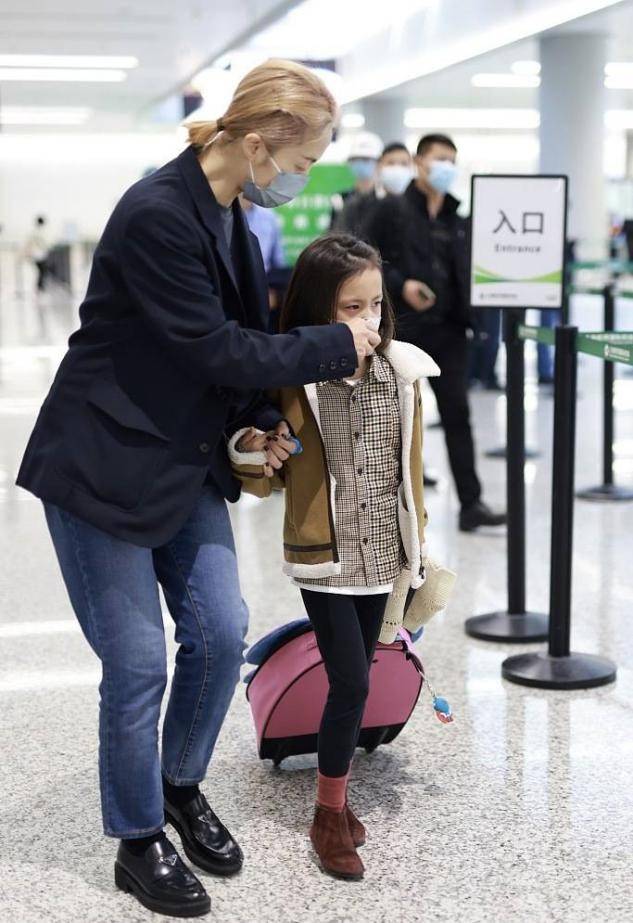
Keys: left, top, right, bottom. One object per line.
{"left": 522, "top": 281, "right": 633, "bottom": 502}
{"left": 499, "top": 322, "right": 628, "bottom": 689}
{"left": 465, "top": 309, "right": 549, "bottom": 644}
{"left": 464, "top": 245, "right": 630, "bottom": 657}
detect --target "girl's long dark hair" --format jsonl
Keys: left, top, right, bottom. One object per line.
{"left": 279, "top": 233, "right": 395, "bottom": 352}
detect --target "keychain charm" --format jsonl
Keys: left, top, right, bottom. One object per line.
{"left": 425, "top": 676, "right": 454, "bottom": 724}
{"left": 432, "top": 695, "right": 454, "bottom": 724}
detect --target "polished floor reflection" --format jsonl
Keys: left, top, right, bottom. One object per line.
{"left": 1, "top": 281, "right": 632, "bottom": 923}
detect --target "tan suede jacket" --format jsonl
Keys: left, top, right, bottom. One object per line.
{"left": 228, "top": 340, "right": 440, "bottom": 596}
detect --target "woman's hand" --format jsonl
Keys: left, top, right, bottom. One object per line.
{"left": 237, "top": 420, "right": 295, "bottom": 478}
{"left": 344, "top": 315, "right": 382, "bottom": 360}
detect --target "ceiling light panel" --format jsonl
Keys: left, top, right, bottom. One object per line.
{"left": 404, "top": 107, "right": 541, "bottom": 129}
{"left": 0, "top": 54, "right": 138, "bottom": 68}
{"left": 471, "top": 73, "right": 541, "bottom": 87}
{"left": 0, "top": 106, "right": 93, "bottom": 125}
{"left": 511, "top": 60, "right": 541, "bottom": 75}
{"left": 0, "top": 68, "right": 127, "bottom": 82}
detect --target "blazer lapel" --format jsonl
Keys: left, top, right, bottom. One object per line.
{"left": 177, "top": 145, "right": 241, "bottom": 295}
{"left": 232, "top": 205, "right": 270, "bottom": 330}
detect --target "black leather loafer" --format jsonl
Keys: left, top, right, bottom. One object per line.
{"left": 114, "top": 837, "right": 210, "bottom": 918}
{"left": 164, "top": 793, "right": 244, "bottom": 876}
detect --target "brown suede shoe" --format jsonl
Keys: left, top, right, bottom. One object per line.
{"left": 309, "top": 805, "right": 365, "bottom": 881}
{"left": 346, "top": 803, "right": 366, "bottom": 847}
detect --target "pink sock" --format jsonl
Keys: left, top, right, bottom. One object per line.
{"left": 317, "top": 770, "right": 350, "bottom": 812}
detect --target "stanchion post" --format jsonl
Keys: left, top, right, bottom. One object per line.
{"left": 576, "top": 282, "right": 633, "bottom": 501}
{"left": 502, "top": 325, "right": 617, "bottom": 688}
{"left": 602, "top": 282, "right": 615, "bottom": 488}
{"left": 506, "top": 309, "right": 527, "bottom": 616}
{"left": 465, "top": 309, "right": 548, "bottom": 642}
{"left": 484, "top": 311, "right": 540, "bottom": 460}
{"left": 548, "top": 325, "right": 576, "bottom": 658}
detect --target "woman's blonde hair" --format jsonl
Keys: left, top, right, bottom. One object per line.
{"left": 187, "top": 58, "right": 338, "bottom": 152}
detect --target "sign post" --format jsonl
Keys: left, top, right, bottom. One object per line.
{"left": 465, "top": 174, "right": 568, "bottom": 643}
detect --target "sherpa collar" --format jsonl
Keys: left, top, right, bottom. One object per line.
{"left": 383, "top": 340, "right": 441, "bottom": 383}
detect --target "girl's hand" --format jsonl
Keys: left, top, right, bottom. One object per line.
{"left": 237, "top": 421, "right": 295, "bottom": 478}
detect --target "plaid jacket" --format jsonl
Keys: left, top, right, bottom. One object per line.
{"left": 229, "top": 340, "right": 440, "bottom": 593}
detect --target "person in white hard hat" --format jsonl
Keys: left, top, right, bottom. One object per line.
{"left": 331, "top": 131, "right": 383, "bottom": 235}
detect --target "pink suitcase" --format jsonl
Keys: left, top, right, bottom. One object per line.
{"left": 245, "top": 623, "right": 424, "bottom": 765}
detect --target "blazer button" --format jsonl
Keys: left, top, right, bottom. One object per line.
{"left": 329, "top": 360, "right": 337, "bottom": 370}
{"left": 199, "top": 442, "right": 211, "bottom": 454}
{"left": 318, "top": 362, "right": 326, "bottom": 373}
{"left": 340, "top": 358, "right": 348, "bottom": 368}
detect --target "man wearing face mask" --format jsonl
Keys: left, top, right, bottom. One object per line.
{"left": 330, "top": 131, "right": 383, "bottom": 235}
{"left": 377, "top": 142, "right": 417, "bottom": 197}
{"left": 363, "top": 133, "right": 506, "bottom": 533}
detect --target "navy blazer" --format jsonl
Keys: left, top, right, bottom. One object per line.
{"left": 16, "top": 145, "right": 356, "bottom": 547}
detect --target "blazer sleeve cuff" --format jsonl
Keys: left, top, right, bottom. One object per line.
{"left": 252, "top": 405, "right": 285, "bottom": 434}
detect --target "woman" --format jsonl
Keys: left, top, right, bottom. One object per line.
{"left": 16, "top": 59, "right": 379, "bottom": 918}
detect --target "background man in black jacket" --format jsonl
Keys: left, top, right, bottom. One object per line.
{"left": 363, "top": 134, "right": 506, "bottom": 532}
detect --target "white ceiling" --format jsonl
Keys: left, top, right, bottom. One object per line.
{"left": 374, "top": 1, "right": 633, "bottom": 107}
{"left": 1, "top": 0, "right": 633, "bottom": 132}
{"left": 0, "top": 0, "right": 297, "bottom": 130}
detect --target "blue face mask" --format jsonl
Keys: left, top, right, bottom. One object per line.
{"left": 242, "top": 153, "right": 309, "bottom": 208}
{"left": 349, "top": 158, "right": 376, "bottom": 181}
{"left": 427, "top": 159, "right": 457, "bottom": 194}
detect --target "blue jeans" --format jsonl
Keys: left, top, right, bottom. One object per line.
{"left": 43, "top": 484, "right": 249, "bottom": 839}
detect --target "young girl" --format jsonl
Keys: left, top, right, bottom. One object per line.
{"left": 230, "top": 233, "right": 441, "bottom": 881}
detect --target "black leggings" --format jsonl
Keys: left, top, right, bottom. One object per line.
{"left": 300, "top": 590, "right": 388, "bottom": 777}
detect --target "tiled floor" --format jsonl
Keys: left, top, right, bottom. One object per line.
{"left": 1, "top": 282, "right": 632, "bottom": 923}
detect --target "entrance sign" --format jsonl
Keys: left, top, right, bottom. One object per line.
{"left": 470, "top": 174, "right": 568, "bottom": 309}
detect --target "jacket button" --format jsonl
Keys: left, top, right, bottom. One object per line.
{"left": 340, "top": 358, "right": 348, "bottom": 368}
{"left": 318, "top": 362, "right": 326, "bottom": 372}
{"left": 199, "top": 442, "right": 211, "bottom": 453}
{"left": 329, "top": 360, "right": 337, "bottom": 370}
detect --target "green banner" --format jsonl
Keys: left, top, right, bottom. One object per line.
{"left": 518, "top": 324, "right": 556, "bottom": 346}
{"left": 577, "top": 332, "right": 633, "bottom": 366}
{"left": 569, "top": 259, "right": 633, "bottom": 272}
{"left": 275, "top": 163, "right": 355, "bottom": 265}
{"left": 518, "top": 324, "right": 633, "bottom": 365}
{"left": 569, "top": 285, "right": 605, "bottom": 296}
